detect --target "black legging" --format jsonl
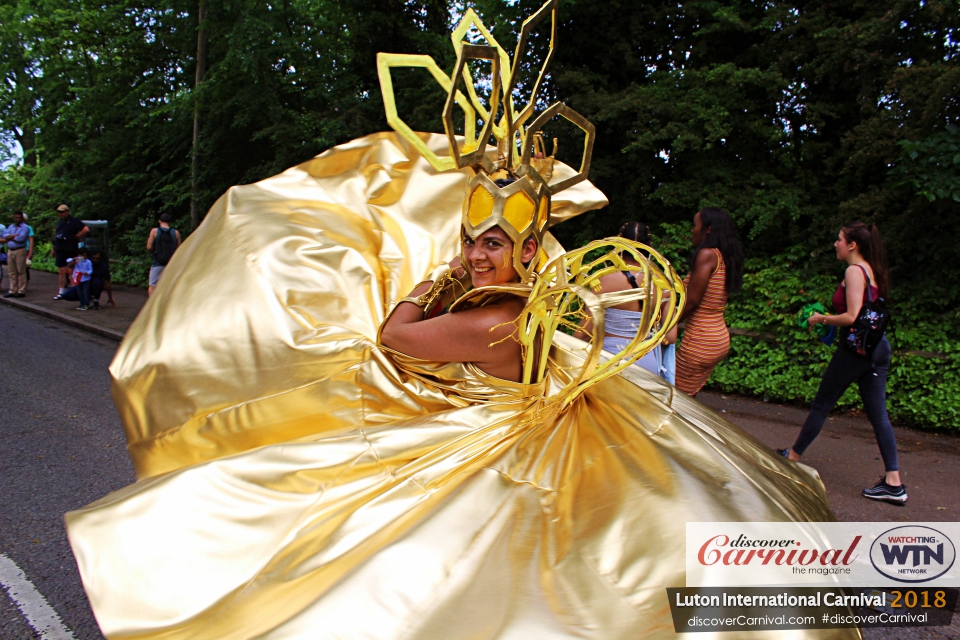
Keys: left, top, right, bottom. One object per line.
{"left": 792, "top": 336, "right": 899, "bottom": 472}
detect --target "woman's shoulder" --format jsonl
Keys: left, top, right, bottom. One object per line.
{"left": 844, "top": 263, "right": 873, "bottom": 282}
{"left": 452, "top": 291, "right": 526, "bottom": 324}
{"left": 696, "top": 247, "right": 719, "bottom": 260}
{"left": 598, "top": 271, "right": 634, "bottom": 292}
{"left": 694, "top": 247, "right": 720, "bottom": 269}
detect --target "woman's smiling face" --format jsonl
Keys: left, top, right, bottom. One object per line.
{"left": 462, "top": 226, "right": 536, "bottom": 287}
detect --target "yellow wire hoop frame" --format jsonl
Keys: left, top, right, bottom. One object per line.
{"left": 445, "top": 238, "right": 684, "bottom": 406}
{"left": 525, "top": 238, "right": 685, "bottom": 407}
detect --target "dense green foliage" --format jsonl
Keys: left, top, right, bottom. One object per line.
{"left": 1, "top": 0, "right": 958, "bottom": 427}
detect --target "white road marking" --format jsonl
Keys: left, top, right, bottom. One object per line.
{"left": 0, "top": 554, "right": 76, "bottom": 639}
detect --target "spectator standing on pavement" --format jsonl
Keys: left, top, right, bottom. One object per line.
{"left": 21, "top": 213, "right": 35, "bottom": 291}
{"left": 3, "top": 211, "right": 30, "bottom": 298}
{"left": 63, "top": 249, "right": 115, "bottom": 309}
{"left": 146, "top": 213, "right": 180, "bottom": 296}
{"left": 675, "top": 207, "right": 744, "bottom": 396}
{"left": 67, "top": 247, "right": 94, "bottom": 310}
{"left": 52, "top": 204, "right": 90, "bottom": 299}
{"left": 0, "top": 220, "right": 5, "bottom": 291}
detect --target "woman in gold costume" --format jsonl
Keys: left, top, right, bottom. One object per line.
{"left": 66, "top": 3, "right": 855, "bottom": 639}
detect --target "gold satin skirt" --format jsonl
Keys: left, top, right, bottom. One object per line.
{"left": 66, "top": 132, "right": 855, "bottom": 639}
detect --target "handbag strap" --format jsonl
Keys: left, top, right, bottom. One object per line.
{"left": 855, "top": 264, "right": 874, "bottom": 303}
{"left": 625, "top": 271, "right": 639, "bottom": 289}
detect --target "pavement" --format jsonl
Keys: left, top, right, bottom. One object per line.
{"left": 0, "top": 269, "right": 146, "bottom": 342}
{"left": 698, "top": 392, "right": 960, "bottom": 524}
{"left": 0, "top": 276, "right": 958, "bottom": 639}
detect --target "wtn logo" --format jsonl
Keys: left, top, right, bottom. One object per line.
{"left": 880, "top": 543, "right": 944, "bottom": 567}
{"left": 870, "top": 526, "right": 956, "bottom": 583}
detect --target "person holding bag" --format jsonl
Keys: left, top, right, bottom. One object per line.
{"left": 779, "top": 222, "right": 905, "bottom": 504}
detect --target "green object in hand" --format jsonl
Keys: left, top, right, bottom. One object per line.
{"left": 798, "top": 302, "right": 831, "bottom": 338}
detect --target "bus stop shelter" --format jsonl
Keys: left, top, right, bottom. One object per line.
{"left": 80, "top": 220, "right": 109, "bottom": 256}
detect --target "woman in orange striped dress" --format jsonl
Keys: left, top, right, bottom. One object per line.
{"left": 675, "top": 207, "right": 743, "bottom": 395}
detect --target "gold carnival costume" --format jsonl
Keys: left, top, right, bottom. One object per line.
{"left": 66, "top": 3, "right": 853, "bottom": 638}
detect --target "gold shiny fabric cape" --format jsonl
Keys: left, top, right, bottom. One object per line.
{"left": 66, "top": 132, "right": 854, "bottom": 639}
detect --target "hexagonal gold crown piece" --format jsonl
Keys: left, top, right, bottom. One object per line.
{"left": 376, "top": 0, "right": 596, "bottom": 281}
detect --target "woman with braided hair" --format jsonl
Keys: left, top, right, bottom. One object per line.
{"left": 575, "top": 221, "right": 678, "bottom": 379}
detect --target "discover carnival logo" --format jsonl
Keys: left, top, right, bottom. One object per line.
{"left": 869, "top": 526, "right": 956, "bottom": 583}
{"left": 697, "top": 534, "right": 861, "bottom": 569}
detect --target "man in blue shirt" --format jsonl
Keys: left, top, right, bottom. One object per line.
{"left": 0, "top": 222, "right": 5, "bottom": 291}
{"left": 3, "top": 212, "right": 30, "bottom": 298}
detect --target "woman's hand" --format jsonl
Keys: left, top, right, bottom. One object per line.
{"left": 448, "top": 255, "right": 465, "bottom": 278}
{"left": 807, "top": 313, "right": 825, "bottom": 328}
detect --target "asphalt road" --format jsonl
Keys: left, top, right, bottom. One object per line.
{"left": 0, "top": 302, "right": 957, "bottom": 639}
{"left": 0, "top": 304, "right": 134, "bottom": 639}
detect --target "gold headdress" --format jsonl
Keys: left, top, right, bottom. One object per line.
{"left": 377, "top": 1, "right": 685, "bottom": 398}
{"left": 377, "top": 0, "right": 594, "bottom": 281}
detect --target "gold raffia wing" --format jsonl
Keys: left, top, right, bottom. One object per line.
{"left": 518, "top": 239, "right": 685, "bottom": 404}
{"left": 108, "top": 131, "right": 607, "bottom": 480}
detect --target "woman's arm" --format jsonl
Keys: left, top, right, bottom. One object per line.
{"left": 380, "top": 257, "right": 522, "bottom": 367}
{"left": 809, "top": 266, "right": 866, "bottom": 328}
{"left": 380, "top": 297, "right": 522, "bottom": 367}
{"left": 678, "top": 249, "right": 719, "bottom": 323}
{"left": 662, "top": 297, "right": 679, "bottom": 344}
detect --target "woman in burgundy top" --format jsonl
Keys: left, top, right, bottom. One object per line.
{"left": 779, "top": 222, "right": 905, "bottom": 504}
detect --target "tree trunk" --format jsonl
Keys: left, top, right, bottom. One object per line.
{"left": 190, "top": 0, "right": 208, "bottom": 229}
{"left": 14, "top": 127, "right": 37, "bottom": 168}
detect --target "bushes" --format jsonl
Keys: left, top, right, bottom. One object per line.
{"left": 29, "top": 241, "right": 57, "bottom": 273}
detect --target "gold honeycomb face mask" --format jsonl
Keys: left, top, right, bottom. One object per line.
{"left": 461, "top": 173, "right": 550, "bottom": 281}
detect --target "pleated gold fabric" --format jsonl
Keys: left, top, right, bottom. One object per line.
{"left": 66, "top": 132, "right": 855, "bottom": 639}
{"left": 107, "top": 131, "right": 601, "bottom": 481}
